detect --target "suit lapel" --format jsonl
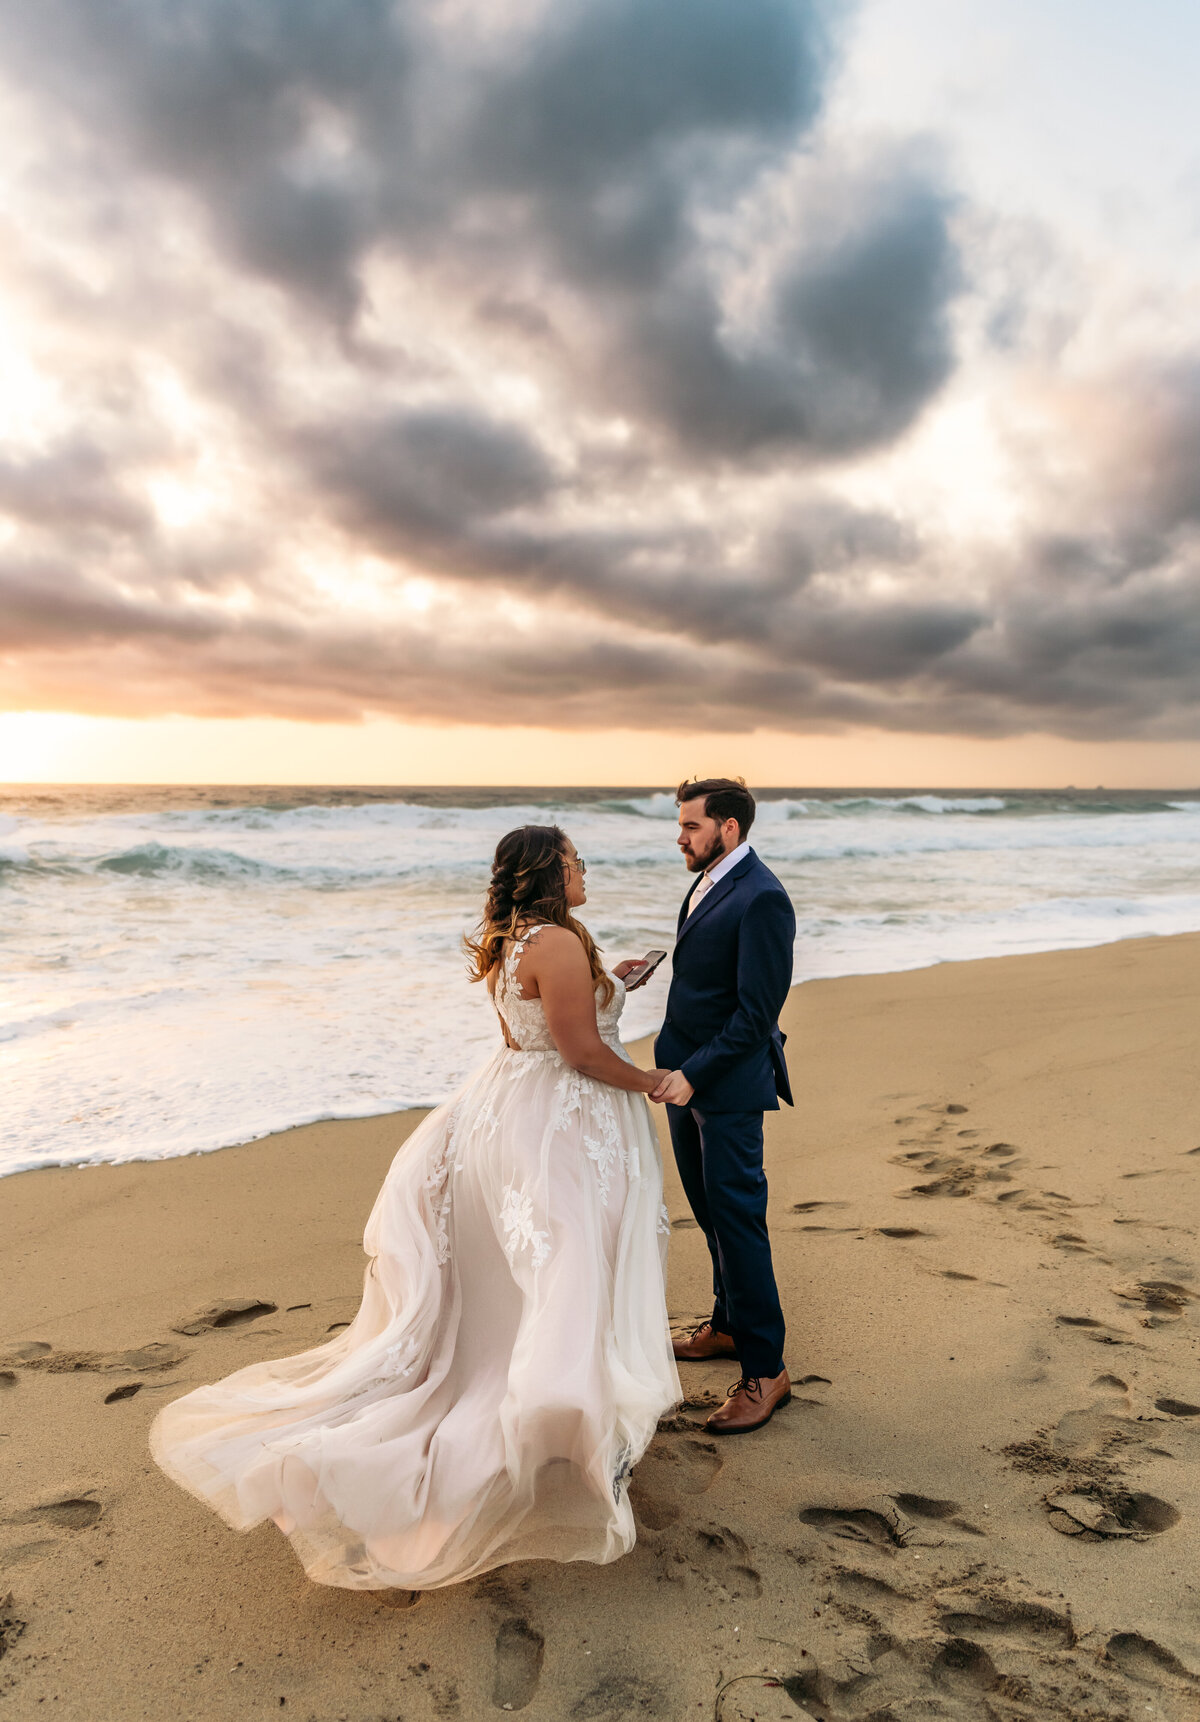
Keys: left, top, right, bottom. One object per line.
{"left": 673, "top": 852, "right": 755, "bottom": 949}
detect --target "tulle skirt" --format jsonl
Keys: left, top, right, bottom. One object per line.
{"left": 149, "top": 1043, "right": 680, "bottom": 1589}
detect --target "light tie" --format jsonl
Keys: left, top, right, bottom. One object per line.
{"left": 687, "top": 872, "right": 715, "bottom": 916}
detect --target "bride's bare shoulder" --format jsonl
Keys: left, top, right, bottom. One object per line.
{"left": 518, "top": 924, "right": 588, "bottom": 965}
{"left": 519, "top": 923, "right": 578, "bottom": 950}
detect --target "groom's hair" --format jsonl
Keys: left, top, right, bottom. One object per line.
{"left": 676, "top": 776, "right": 756, "bottom": 840}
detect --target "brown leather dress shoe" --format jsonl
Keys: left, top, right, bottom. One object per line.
{"left": 705, "top": 1368, "right": 791, "bottom": 1434}
{"left": 671, "top": 1321, "right": 739, "bottom": 1362}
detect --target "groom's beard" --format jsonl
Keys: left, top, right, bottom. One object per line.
{"left": 688, "top": 831, "right": 728, "bottom": 873}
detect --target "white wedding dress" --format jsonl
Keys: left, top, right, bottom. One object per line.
{"left": 149, "top": 928, "right": 680, "bottom": 1589}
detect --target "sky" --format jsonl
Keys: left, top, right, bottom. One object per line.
{"left": 1, "top": 0, "right": 1198, "bottom": 787}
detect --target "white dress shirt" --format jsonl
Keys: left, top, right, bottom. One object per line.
{"left": 687, "top": 839, "right": 752, "bottom": 913}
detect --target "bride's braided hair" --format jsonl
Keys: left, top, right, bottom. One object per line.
{"left": 465, "top": 824, "right": 614, "bottom": 1004}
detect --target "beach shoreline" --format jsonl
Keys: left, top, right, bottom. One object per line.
{"left": 8, "top": 781, "right": 1200, "bottom": 1183}
{"left": 3, "top": 932, "right": 1199, "bottom": 1719}
{"left": 9, "top": 921, "right": 1200, "bottom": 1184}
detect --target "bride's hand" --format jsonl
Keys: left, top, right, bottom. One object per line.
{"left": 612, "top": 958, "right": 641, "bottom": 980}
{"left": 645, "top": 1069, "right": 673, "bottom": 1102}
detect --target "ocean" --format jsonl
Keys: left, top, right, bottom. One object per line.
{"left": 2, "top": 784, "right": 1198, "bottom": 1180}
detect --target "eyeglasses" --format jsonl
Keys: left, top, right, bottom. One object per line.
{"left": 565, "top": 856, "right": 587, "bottom": 874}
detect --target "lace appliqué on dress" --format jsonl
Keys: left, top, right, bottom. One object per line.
{"left": 349, "top": 1332, "right": 423, "bottom": 1398}
{"left": 382, "top": 1335, "right": 421, "bottom": 1378}
{"left": 582, "top": 1088, "right": 624, "bottom": 1206}
{"left": 552, "top": 1065, "right": 585, "bottom": 1129}
{"left": 499, "top": 1184, "right": 551, "bottom": 1272}
{"left": 657, "top": 1203, "right": 671, "bottom": 1236}
{"left": 423, "top": 1100, "right": 462, "bottom": 1266}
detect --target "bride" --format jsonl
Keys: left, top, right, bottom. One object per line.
{"left": 150, "top": 824, "right": 681, "bottom": 1590}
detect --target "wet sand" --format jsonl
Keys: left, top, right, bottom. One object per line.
{"left": 2, "top": 932, "right": 1199, "bottom": 1720}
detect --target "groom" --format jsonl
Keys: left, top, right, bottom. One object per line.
{"left": 651, "top": 778, "right": 796, "bottom": 1435}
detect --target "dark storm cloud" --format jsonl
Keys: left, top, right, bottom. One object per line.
{"left": 298, "top": 417, "right": 982, "bottom": 684}
{"left": 304, "top": 405, "right": 561, "bottom": 541}
{"left": 0, "top": 0, "right": 960, "bottom": 456}
{"left": 0, "top": 0, "right": 411, "bottom": 320}
{"left": 473, "top": 0, "right": 828, "bottom": 189}
{"left": 1, "top": 0, "right": 1199, "bottom": 740}
{"left": 601, "top": 159, "right": 959, "bottom": 457}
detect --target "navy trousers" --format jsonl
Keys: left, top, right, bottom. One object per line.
{"left": 666, "top": 1104, "right": 786, "bottom": 1380}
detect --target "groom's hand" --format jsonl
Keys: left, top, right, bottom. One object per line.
{"left": 652, "top": 1070, "right": 694, "bottom": 1105}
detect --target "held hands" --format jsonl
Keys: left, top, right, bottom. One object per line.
{"left": 650, "top": 1069, "right": 694, "bottom": 1106}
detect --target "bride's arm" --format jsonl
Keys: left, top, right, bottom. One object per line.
{"left": 526, "top": 928, "right": 666, "bottom": 1095}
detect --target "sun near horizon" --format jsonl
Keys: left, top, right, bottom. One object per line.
{"left": 1, "top": 711, "right": 1197, "bottom": 791}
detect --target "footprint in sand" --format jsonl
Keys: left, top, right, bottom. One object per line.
{"left": 893, "top": 1492, "right": 987, "bottom": 1537}
{"left": 629, "top": 1432, "right": 722, "bottom": 1530}
{"left": 1106, "top": 1632, "right": 1200, "bottom": 1691}
{"left": 6, "top": 1495, "right": 103, "bottom": 1532}
{"left": 791, "top": 1200, "right": 849, "bottom": 1214}
{"left": 691, "top": 1523, "right": 762, "bottom": 1599}
{"left": 715, "top": 1674, "right": 809, "bottom": 1722}
{"left": 874, "top": 1226, "right": 929, "bottom": 1240}
{"left": 569, "top": 1676, "right": 669, "bottom": 1720}
{"left": 1055, "top": 1315, "right": 1136, "bottom": 1346}
{"left": 905, "top": 1172, "right": 976, "bottom": 1198}
{"left": 669, "top": 1216, "right": 698, "bottom": 1230}
{"left": 173, "top": 1299, "right": 278, "bottom": 1336}
{"left": 1047, "top": 1231, "right": 1110, "bottom": 1260}
{"left": 798, "top": 1503, "right": 910, "bottom": 1552}
{"left": 103, "top": 1382, "right": 142, "bottom": 1404}
{"left": 801, "top": 1490, "right": 984, "bottom": 1554}
{"left": 1111, "top": 1278, "right": 1192, "bottom": 1324}
{"left": 3, "top": 1341, "right": 189, "bottom": 1375}
{"left": 939, "top": 1594, "right": 1075, "bottom": 1650}
{"left": 1044, "top": 1486, "right": 1180, "bottom": 1540}
{"left": 0, "top": 1371, "right": 16, "bottom": 1389}
{"left": 889, "top": 1150, "right": 954, "bottom": 1170}
{"left": 1156, "top": 1396, "right": 1200, "bottom": 1417}
{"left": 491, "top": 1618, "right": 544, "bottom": 1712}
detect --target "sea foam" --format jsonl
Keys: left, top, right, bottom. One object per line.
{"left": 2, "top": 784, "right": 1198, "bottom": 1177}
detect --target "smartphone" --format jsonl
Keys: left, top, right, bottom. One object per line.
{"left": 622, "top": 949, "right": 668, "bottom": 988}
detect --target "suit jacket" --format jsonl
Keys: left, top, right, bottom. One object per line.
{"left": 654, "top": 849, "right": 796, "bottom": 1113}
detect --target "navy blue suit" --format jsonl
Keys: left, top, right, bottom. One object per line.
{"left": 655, "top": 849, "right": 795, "bottom": 1378}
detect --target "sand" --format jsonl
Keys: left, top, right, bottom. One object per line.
{"left": 2, "top": 932, "right": 1200, "bottom": 1721}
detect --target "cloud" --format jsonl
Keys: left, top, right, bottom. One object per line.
{"left": 0, "top": 0, "right": 411, "bottom": 320}
{"left": 304, "top": 404, "right": 561, "bottom": 543}
{"left": 0, "top": 440, "right": 152, "bottom": 536}
{"left": 0, "top": 0, "right": 1198, "bottom": 742}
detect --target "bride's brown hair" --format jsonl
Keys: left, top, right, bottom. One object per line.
{"left": 465, "top": 824, "right": 614, "bottom": 1005}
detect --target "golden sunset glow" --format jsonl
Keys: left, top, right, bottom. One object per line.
{"left": 1, "top": 0, "right": 1198, "bottom": 784}
{"left": 2, "top": 710, "right": 1196, "bottom": 790}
